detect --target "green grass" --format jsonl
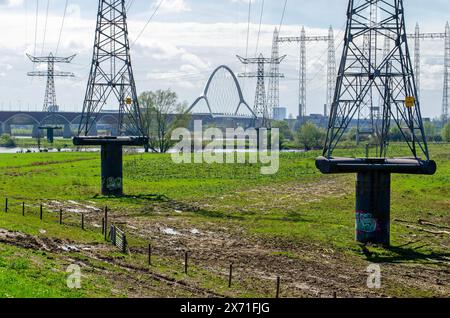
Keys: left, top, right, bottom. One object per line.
{"left": 0, "top": 142, "right": 448, "bottom": 297}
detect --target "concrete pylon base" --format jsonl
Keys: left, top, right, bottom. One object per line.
{"left": 356, "top": 171, "right": 391, "bottom": 246}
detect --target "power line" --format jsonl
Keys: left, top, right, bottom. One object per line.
{"left": 254, "top": 0, "right": 265, "bottom": 55}
{"left": 127, "top": 0, "right": 135, "bottom": 12}
{"left": 279, "top": 0, "right": 288, "bottom": 33}
{"left": 56, "top": 0, "right": 69, "bottom": 55}
{"left": 40, "top": 0, "right": 50, "bottom": 55}
{"left": 245, "top": 0, "right": 252, "bottom": 60}
{"left": 33, "top": 0, "right": 39, "bottom": 58}
{"left": 131, "top": 0, "right": 166, "bottom": 47}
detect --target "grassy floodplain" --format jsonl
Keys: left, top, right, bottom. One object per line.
{"left": 0, "top": 143, "right": 448, "bottom": 298}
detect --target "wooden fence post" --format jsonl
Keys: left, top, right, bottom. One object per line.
{"left": 276, "top": 277, "right": 281, "bottom": 299}
{"left": 148, "top": 244, "right": 152, "bottom": 266}
{"left": 59, "top": 209, "right": 63, "bottom": 225}
{"left": 122, "top": 234, "right": 127, "bottom": 254}
{"left": 40, "top": 204, "right": 43, "bottom": 220}
{"left": 101, "top": 218, "right": 105, "bottom": 235}
{"left": 22, "top": 202, "right": 25, "bottom": 216}
{"left": 5, "top": 198, "right": 8, "bottom": 213}
{"left": 228, "top": 264, "right": 233, "bottom": 288}
{"left": 104, "top": 206, "right": 108, "bottom": 241}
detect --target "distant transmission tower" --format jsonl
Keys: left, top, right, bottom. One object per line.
{"left": 27, "top": 53, "right": 75, "bottom": 112}
{"left": 77, "top": 0, "right": 145, "bottom": 137}
{"left": 326, "top": 26, "right": 336, "bottom": 118}
{"left": 443, "top": 22, "right": 450, "bottom": 123}
{"left": 299, "top": 27, "right": 306, "bottom": 119}
{"left": 267, "top": 28, "right": 281, "bottom": 118}
{"left": 237, "top": 54, "right": 286, "bottom": 128}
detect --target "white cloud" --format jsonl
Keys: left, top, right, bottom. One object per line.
{"left": 0, "top": 0, "right": 23, "bottom": 8}
{"left": 156, "top": 0, "right": 191, "bottom": 13}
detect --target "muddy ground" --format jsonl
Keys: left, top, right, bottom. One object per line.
{"left": 1, "top": 177, "right": 449, "bottom": 298}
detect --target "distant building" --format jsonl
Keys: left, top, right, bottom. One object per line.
{"left": 273, "top": 107, "right": 287, "bottom": 121}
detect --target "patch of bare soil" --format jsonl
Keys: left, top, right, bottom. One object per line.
{"left": 110, "top": 177, "right": 449, "bottom": 298}
{"left": 0, "top": 228, "right": 222, "bottom": 298}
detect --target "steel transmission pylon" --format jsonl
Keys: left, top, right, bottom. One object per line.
{"left": 77, "top": 0, "right": 145, "bottom": 137}
{"left": 326, "top": 26, "right": 337, "bottom": 118}
{"left": 237, "top": 54, "right": 286, "bottom": 128}
{"left": 324, "top": 0, "right": 431, "bottom": 159}
{"left": 414, "top": 23, "right": 421, "bottom": 100}
{"left": 267, "top": 28, "right": 281, "bottom": 118}
{"left": 299, "top": 27, "right": 306, "bottom": 119}
{"left": 443, "top": 22, "right": 450, "bottom": 123}
{"left": 278, "top": 26, "right": 335, "bottom": 119}
{"left": 27, "top": 53, "right": 75, "bottom": 112}
{"left": 316, "top": 0, "right": 436, "bottom": 246}
{"left": 73, "top": 0, "right": 148, "bottom": 196}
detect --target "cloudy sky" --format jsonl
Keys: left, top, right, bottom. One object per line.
{"left": 0, "top": 0, "right": 448, "bottom": 118}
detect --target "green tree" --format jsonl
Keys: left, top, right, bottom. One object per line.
{"left": 296, "top": 122, "right": 326, "bottom": 151}
{"left": 139, "top": 89, "right": 191, "bottom": 153}
{"left": 442, "top": 121, "right": 450, "bottom": 142}
{"left": 0, "top": 134, "right": 16, "bottom": 148}
{"left": 272, "top": 120, "right": 294, "bottom": 148}
{"left": 423, "top": 121, "right": 440, "bottom": 141}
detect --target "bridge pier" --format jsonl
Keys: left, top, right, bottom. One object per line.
{"left": 3, "top": 123, "right": 11, "bottom": 135}
{"left": 88, "top": 123, "right": 98, "bottom": 136}
{"left": 32, "top": 125, "right": 40, "bottom": 139}
{"left": 63, "top": 124, "right": 73, "bottom": 138}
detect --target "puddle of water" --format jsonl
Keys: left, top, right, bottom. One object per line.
{"left": 60, "top": 244, "right": 79, "bottom": 252}
{"left": 162, "top": 228, "right": 181, "bottom": 236}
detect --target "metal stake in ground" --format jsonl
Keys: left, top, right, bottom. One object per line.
{"left": 22, "top": 202, "right": 25, "bottom": 216}
{"left": 81, "top": 213, "right": 85, "bottom": 230}
{"left": 228, "top": 264, "right": 233, "bottom": 288}
{"left": 184, "top": 252, "right": 189, "bottom": 274}
{"left": 148, "top": 244, "right": 152, "bottom": 266}
{"left": 104, "top": 206, "right": 108, "bottom": 241}
{"left": 59, "top": 209, "right": 63, "bottom": 225}
{"left": 5, "top": 198, "right": 7, "bottom": 213}
{"left": 276, "top": 277, "right": 281, "bottom": 298}
{"left": 40, "top": 204, "right": 43, "bottom": 220}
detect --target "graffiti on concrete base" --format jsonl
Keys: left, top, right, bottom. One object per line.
{"left": 103, "top": 177, "right": 122, "bottom": 191}
{"left": 356, "top": 211, "right": 378, "bottom": 233}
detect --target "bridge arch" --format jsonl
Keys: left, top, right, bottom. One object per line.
{"left": 187, "top": 65, "right": 256, "bottom": 119}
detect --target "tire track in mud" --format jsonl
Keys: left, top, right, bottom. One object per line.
{"left": 0, "top": 228, "right": 224, "bottom": 298}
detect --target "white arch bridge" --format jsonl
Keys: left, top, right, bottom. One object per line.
{"left": 187, "top": 65, "right": 258, "bottom": 123}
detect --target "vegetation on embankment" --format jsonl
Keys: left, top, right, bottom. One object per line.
{"left": 0, "top": 143, "right": 448, "bottom": 297}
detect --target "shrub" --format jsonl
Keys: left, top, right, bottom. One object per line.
{"left": 0, "top": 134, "right": 16, "bottom": 148}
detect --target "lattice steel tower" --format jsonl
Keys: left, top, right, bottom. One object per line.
{"left": 27, "top": 53, "right": 75, "bottom": 112}
{"left": 317, "top": 0, "right": 436, "bottom": 247}
{"left": 299, "top": 27, "right": 306, "bottom": 119}
{"left": 237, "top": 54, "right": 286, "bottom": 128}
{"left": 324, "top": 0, "right": 430, "bottom": 160}
{"left": 74, "top": 0, "right": 148, "bottom": 197}
{"left": 267, "top": 28, "right": 281, "bottom": 118}
{"left": 78, "top": 0, "right": 144, "bottom": 137}
{"left": 326, "top": 26, "right": 337, "bottom": 118}
{"left": 443, "top": 22, "right": 450, "bottom": 123}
